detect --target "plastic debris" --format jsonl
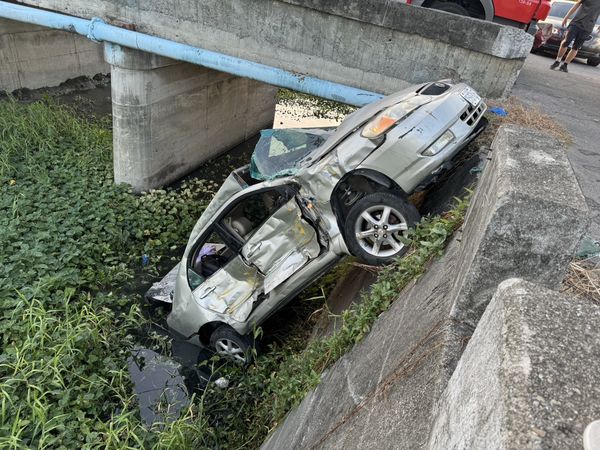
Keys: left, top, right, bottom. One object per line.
{"left": 215, "top": 377, "right": 230, "bottom": 389}
{"left": 142, "top": 254, "right": 150, "bottom": 266}
{"left": 575, "top": 237, "right": 600, "bottom": 259}
{"left": 488, "top": 107, "right": 508, "bottom": 117}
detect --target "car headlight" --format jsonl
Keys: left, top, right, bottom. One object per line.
{"left": 422, "top": 130, "right": 455, "bottom": 157}
{"left": 361, "top": 102, "right": 417, "bottom": 139}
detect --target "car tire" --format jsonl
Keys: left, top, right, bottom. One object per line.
{"left": 587, "top": 57, "right": 600, "bottom": 67}
{"left": 429, "top": 1, "right": 470, "bottom": 16}
{"left": 210, "top": 325, "right": 254, "bottom": 365}
{"left": 344, "top": 191, "right": 420, "bottom": 266}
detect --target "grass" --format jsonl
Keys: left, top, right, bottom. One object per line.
{"left": 0, "top": 98, "right": 214, "bottom": 448}
{"left": 484, "top": 96, "right": 572, "bottom": 146}
{"left": 0, "top": 96, "right": 469, "bottom": 448}
{"left": 562, "top": 257, "right": 600, "bottom": 304}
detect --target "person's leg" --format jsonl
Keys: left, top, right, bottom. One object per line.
{"left": 560, "top": 27, "right": 587, "bottom": 72}
{"left": 557, "top": 39, "right": 569, "bottom": 61}
{"left": 551, "top": 30, "right": 572, "bottom": 69}
{"left": 565, "top": 48, "right": 579, "bottom": 63}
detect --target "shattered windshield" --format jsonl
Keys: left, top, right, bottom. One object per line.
{"left": 249, "top": 129, "right": 331, "bottom": 181}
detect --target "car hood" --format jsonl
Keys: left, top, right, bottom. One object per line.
{"left": 301, "top": 83, "right": 433, "bottom": 164}
{"left": 247, "top": 83, "right": 433, "bottom": 182}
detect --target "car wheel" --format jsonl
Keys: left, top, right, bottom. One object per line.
{"left": 430, "top": 1, "right": 470, "bottom": 16}
{"left": 210, "top": 325, "right": 254, "bottom": 365}
{"left": 344, "top": 191, "right": 420, "bottom": 266}
{"left": 587, "top": 57, "right": 600, "bottom": 67}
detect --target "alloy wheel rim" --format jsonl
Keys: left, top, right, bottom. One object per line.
{"left": 215, "top": 338, "right": 247, "bottom": 363}
{"left": 354, "top": 205, "right": 408, "bottom": 258}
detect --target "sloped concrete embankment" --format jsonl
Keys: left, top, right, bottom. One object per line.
{"left": 261, "top": 125, "right": 592, "bottom": 449}
{"left": 429, "top": 279, "right": 600, "bottom": 449}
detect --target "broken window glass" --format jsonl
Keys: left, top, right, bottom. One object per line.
{"left": 249, "top": 129, "right": 330, "bottom": 181}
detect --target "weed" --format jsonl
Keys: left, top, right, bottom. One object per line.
{"left": 0, "top": 98, "right": 213, "bottom": 448}
{"left": 484, "top": 97, "right": 572, "bottom": 146}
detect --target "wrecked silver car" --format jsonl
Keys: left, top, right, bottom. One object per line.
{"left": 149, "top": 80, "right": 487, "bottom": 363}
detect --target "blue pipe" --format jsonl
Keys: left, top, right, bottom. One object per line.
{"left": 0, "top": 1, "right": 384, "bottom": 106}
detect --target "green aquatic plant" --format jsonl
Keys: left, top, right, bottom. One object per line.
{"left": 0, "top": 98, "right": 213, "bottom": 448}
{"left": 277, "top": 89, "right": 357, "bottom": 120}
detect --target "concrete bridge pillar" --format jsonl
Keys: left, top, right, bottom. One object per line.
{"left": 104, "top": 43, "right": 277, "bottom": 192}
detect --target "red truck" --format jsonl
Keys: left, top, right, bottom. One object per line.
{"left": 404, "top": 0, "right": 551, "bottom": 31}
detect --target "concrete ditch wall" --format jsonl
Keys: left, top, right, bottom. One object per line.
{"left": 0, "top": 18, "right": 107, "bottom": 92}
{"left": 429, "top": 278, "right": 600, "bottom": 449}
{"left": 261, "top": 126, "right": 590, "bottom": 449}
{"left": 15, "top": 0, "right": 532, "bottom": 98}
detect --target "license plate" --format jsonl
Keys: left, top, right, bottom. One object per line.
{"left": 461, "top": 87, "right": 481, "bottom": 106}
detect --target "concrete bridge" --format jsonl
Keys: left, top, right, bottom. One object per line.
{"left": 0, "top": 0, "right": 532, "bottom": 191}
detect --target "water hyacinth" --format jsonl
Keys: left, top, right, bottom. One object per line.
{"left": 0, "top": 98, "right": 213, "bottom": 448}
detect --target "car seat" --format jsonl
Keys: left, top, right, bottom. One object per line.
{"left": 226, "top": 216, "right": 254, "bottom": 241}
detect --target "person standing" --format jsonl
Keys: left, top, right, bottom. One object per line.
{"left": 550, "top": 0, "right": 600, "bottom": 72}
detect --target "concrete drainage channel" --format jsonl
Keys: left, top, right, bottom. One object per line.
{"left": 262, "top": 125, "right": 599, "bottom": 450}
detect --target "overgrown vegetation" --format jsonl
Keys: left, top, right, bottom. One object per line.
{"left": 484, "top": 97, "right": 572, "bottom": 146}
{"left": 0, "top": 98, "right": 214, "bottom": 448}
{"left": 562, "top": 257, "right": 600, "bottom": 304}
{"left": 0, "top": 98, "right": 468, "bottom": 448}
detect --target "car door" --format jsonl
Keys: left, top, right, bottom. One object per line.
{"left": 240, "top": 196, "right": 322, "bottom": 294}
{"left": 187, "top": 185, "right": 300, "bottom": 323}
{"left": 188, "top": 228, "right": 264, "bottom": 323}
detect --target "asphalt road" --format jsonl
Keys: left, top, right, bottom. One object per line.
{"left": 512, "top": 53, "right": 600, "bottom": 240}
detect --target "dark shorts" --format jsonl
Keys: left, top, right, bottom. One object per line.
{"left": 564, "top": 24, "right": 591, "bottom": 50}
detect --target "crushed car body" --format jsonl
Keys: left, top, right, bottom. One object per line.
{"left": 147, "top": 80, "right": 487, "bottom": 363}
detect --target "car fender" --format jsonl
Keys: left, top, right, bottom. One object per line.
{"left": 329, "top": 169, "right": 407, "bottom": 249}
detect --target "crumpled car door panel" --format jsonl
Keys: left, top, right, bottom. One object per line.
{"left": 192, "top": 256, "right": 264, "bottom": 323}
{"left": 242, "top": 198, "right": 321, "bottom": 293}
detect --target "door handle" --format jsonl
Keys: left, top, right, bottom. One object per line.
{"left": 245, "top": 241, "right": 262, "bottom": 259}
{"left": 199, "top": 285, "right": 216, "bottom": 298}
